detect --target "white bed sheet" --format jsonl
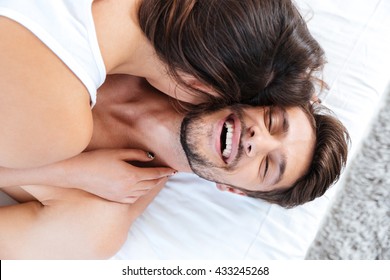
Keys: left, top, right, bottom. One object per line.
{"left": 1, "top": 0, "right": 390, "bottom": 260}
{"left": 113, "top": 0, "right": 390, "bottom": 259}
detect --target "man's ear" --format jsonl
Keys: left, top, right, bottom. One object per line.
{"left": 216, "top": 183, "right": 247, "bottom": 196}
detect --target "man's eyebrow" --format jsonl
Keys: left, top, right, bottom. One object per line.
{"left": 267, "top": 107, "right": 288, "bottom": 187}
{"left": 270, "top": 154, "right": 287, "bottom": 187}
{"left": 280, "top": 107, "right": 289, "bottom": 134}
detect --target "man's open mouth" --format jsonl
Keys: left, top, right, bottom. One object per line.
{"left": 221, "top": 118, "right": 234, "bottom": 159}
{"left": 216, "top": 112, "right": 241, "bottom": 165}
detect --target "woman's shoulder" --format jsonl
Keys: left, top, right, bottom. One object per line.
{"left": 0, "top": 17, "right": 94, "bottom": 168}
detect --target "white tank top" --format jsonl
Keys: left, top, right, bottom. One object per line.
{"left": 0, "top": 0, "right": 106, "bottom": 106}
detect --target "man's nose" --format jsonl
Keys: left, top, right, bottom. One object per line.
{"left": 243, "top": 125, "right": 280, "bottom": 158}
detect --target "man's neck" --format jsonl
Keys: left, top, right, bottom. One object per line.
{"left": 88, "top": 75, "right": 192, "bottom": 172}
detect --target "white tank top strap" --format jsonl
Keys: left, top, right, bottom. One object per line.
{"left": 0, "top": 0, "right": 106, "bottom": 106}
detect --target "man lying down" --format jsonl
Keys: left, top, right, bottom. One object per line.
{"left": 0, "top": 75, "right": 349, "bottom": 259}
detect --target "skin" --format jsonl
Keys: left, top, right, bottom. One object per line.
{"left": 0, "top": 75, "right": 315, "bottom": 259}
{"left": 0, "top": 181, "right": 166, "bottom": 259}
{"left": 181, "top": 105, "right": 315, "bottom": 194}
{"left": 0, "top": 0, "right": 213, "bottom": 169}
{"left": 2, "top": 75, "right": 315, "bottom": 199}
{"left": 88, "top": 75, "right": 316, "bottom": 195}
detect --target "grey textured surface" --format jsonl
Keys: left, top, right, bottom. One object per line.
{"left": 306, "top": 90, "right": 390, "bottom": 260}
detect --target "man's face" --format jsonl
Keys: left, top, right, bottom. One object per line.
{"left": 180, "top": 104, "right": 315, "bottom": 193}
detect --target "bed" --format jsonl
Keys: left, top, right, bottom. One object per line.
{"left": 1, "top": 0, "right": 390, "bottom": 259}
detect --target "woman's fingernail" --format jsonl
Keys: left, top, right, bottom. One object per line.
{"left": 167, "top": 171, "right": 178, "bottom": 177}
{"left": 147, "top": 152, "right": 155, "bottom": 159}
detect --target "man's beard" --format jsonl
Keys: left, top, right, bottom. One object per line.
{"left": 180, "top": 104, "right": 245, "bottom": 183}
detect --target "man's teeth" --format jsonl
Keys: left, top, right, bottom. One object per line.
{"left": 222, "top": 121, "right": 234, "bottom": 158}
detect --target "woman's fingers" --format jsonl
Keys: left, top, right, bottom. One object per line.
{"left": 122, "top": 177, "right": 169, "bottom": 203}
{"left": 116, "top": 149, "right": 156, "bottom": 162}
{"left": 123, "top": 187, "right": 152, "bottom": 199}
{"left": 114, "top": 149, "right": 177, "bottom": 178}
{"left": 135, "top": 166, "right": 176, "bottom": 180}
{"left": 133, "top": 176, "right": 169, "bottom": 191}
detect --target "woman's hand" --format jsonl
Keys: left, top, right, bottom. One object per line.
{"left": 61, "top": 149, "right": 176, "bottom": 203}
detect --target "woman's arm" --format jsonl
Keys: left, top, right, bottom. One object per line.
{"left": 0, "top": 179, "right": 165, "bottom": 259}
{"left": 0, "top": 149, "right": 175, "bottom": 203}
